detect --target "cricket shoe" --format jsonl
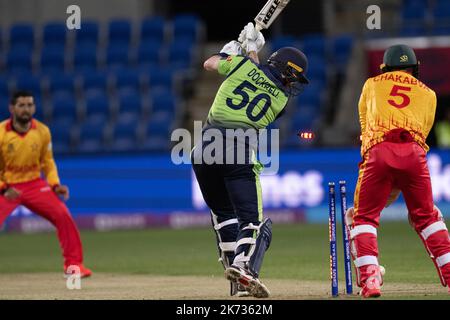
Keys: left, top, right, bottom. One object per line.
{"left": 236, "top": 284, "right": 250, "bottom": 297}
{"left": 225, "top": 265, "right": 270, "bottom": 298}
{"left": 64, "top": 264, "right": 92, "bottom": 278}
{"left": 230, "top": 282, "right": 250, "bottom": 297}
{"left": 359, "top": 277, "right": 381, "bottom": 298}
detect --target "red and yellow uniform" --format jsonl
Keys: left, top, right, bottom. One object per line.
{"left": 358, "top": 70, "right": 436, "bottom": 156}
{"left": 0, "top": 119, "right": 83, "bottom": 267}
{"left": 0, "top": 119, "right": 60, "bottom": 189}
{"left": 351, "top": 71, "right": 450, "bottom": 291}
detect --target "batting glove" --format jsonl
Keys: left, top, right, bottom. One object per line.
{"left": 220, "top": 40, "right": 243, "bottom": 56}
{"left": 238, "top": 22, "right": 265, "bottom": 53}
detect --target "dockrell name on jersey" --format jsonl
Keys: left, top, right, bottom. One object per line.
{"left": 207, "top": 55, "right": 289, "bottom": 129}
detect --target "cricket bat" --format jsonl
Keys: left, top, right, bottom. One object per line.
{"left": 254, "top": 0, "right": 291, "bottom": 31}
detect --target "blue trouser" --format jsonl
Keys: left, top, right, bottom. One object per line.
{"left": 191, "top": 130, "right": 263, "bottom": 269}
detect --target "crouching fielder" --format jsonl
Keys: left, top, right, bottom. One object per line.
{"left": 347, "top": 44, "right": 450, "bottom": 298}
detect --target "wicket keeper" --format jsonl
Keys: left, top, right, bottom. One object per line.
{"left": 192, "top": 23, "right": 309, "bottom": 298}
{"left": 0, "top": 91, "right": 92, "bottom": 278}
{"left": 346, "top": 45, "right": 450, "bottom": 297}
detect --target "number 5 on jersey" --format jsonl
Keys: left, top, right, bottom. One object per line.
{"left": 388, "top": 85, "right": 411, "bottom": 109}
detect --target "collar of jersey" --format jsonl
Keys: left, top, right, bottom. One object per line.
{"left": 257, "top": 63, "right": 289, "bottom": 97}
{"left": 6, "top": 118, "right": 37, "bottom": 133}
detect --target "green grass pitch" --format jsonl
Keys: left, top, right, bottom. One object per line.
{"left": 0, "top": 222, "right": 448, "bottom": 299}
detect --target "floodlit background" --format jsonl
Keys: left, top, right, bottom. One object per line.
{"left": 0, "top": 0, "right": 449, "bottom": 231}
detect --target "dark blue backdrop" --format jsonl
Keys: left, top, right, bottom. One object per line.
{"left": 8, "top": 148, "right": 449, "bottom": 223}
{"left": 41, "top": 148, "right": 450, "bottom": 218}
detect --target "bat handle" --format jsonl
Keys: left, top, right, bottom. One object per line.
{"left": 255, "top": 23, "right": 263, "bottom": 32}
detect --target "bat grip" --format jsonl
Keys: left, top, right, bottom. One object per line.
{"left": 255, "top": 23, "right": 263, "bottom": 32}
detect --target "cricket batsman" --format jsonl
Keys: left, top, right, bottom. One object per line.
{"left": 191, "top": 23, "right": 309, "bottom": 298}
{"left": 0, "top": 91, "right": 92, "bottom": 278}
{"left": 346, "top": 45, "right": 450, "bottom": 297}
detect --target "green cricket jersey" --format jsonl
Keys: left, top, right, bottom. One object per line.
{"left": 207, "top": 55, "right": 289, "bottom": 129}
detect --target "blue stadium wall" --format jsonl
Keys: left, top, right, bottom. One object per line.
{"left": 3, "top": 148, "right": 450, "bottom": 232}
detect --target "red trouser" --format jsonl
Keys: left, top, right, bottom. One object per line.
{"left": 352, "top": 140, "right": 450, "bottom": 288}
{"left": 0, "top": 178, "right": 83, "bottom": 267}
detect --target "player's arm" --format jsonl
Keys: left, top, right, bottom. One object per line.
{"left": 203, "top": 40, "right": 243, "bottom": 72}
{"left": 358, "top": 80, "right": 370, "bottom": 134}
{"left": 204, "top": 23, "right": 264, "bottom": 72}
{"left": 424, "top": 91, "right": 437, "bottom": 138}
{"left": 0, "top": 150, "right": 6, "bottom": 194}
{"left": 40, "top": 128, "right": 70, "bottom": 200}
{"left": 238, "top": 22, "right": 264, "bottom": 64}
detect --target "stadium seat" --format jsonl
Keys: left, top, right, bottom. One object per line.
{"left": 433, "top": 3, "right": 450, "bottom": 21}
{"left": 302, "top": 34, "right": 328, "bottom": 58}
{"left": 7, "top": 49, "right": 33, "bottom": 75}
{"left": 142, "top": 112, "right": 173, "bottom": 150}
{"left": 40, "top": 45, "right": 66, "bottom": 74}
{"left": 137, "top": 42, "right": 162, "bottom": 68}
{"left": 77, "top": 117, "right": 107, "bottom": 153}
{"left": 0, "top": 77, "right": 9, "bottom": 97}
{"left": 106, "top": 44, "right": 130, "bottom": 70}
{"left": 75, "top": 21, "right": 99, "bottom": 47}
{"left": 14, "top": 75, "right": 42, "bottom": 99}
{"left": 172, "top": 14, "right": 201, "bottom": 43}
{"left": 399, "top": 24, "right": 427, "bottom": 37}
{"left": 145, "top": 66, "right": 174, "bottom": 90}
{"left": 51, "top": 92, "right": 78, "bottom": 123}
{"left": 9, "top": 23, "right": 34, "bottom": 51}
{"left": 82, "top": 71, "right": 108, "bottom": 96}
{"left": 167, "top": 40, "right": 194, "bottom": 69}
{"left": 290, "top": 104, "right": 319, "bottom": 130}
{"left": 431, "top": 25, "right": 450, "bottom": 35}
{"left": 49, "top": 119, "right": 73, "bottom": 153}
{"left": 43, "top": 22, "right": 67, "bottom": 48}
{"left": 48, "top": 73, "right": 76, "bottom": 96}
{"left": 402, "top": 1, "right": 427, "bottom": 21}
{"left": 110, "top": 113, "right": 139, "bottom": 151}
{"left": 140, "top": 16, "right": 165, "bottom": 45}
{"left": 73, "top": 44, "right": 98, "bottom": 73}
{"left": 296, "top": 83, "right": 322, "bottom": 108}
{"left": 306, "top": 56, "right": 328, "bottom": 85}
{"left": 108, "top": 19, "right": 132, "bottom": 46}
{"left": 0, "top": 93, "right": 10, "bottom": 120}
{"left": 32, "top": 96, "right": 45, "bottom": 121}
{"left": 270, "top": 35, "right": 300, "bottom": 52}
{"left": 84, "top": 91, "right": 111, "bottom": 120}
{"left": 403, "top": 0, "right": 427, "bottom": 6}
{"left": 117, "top": 90, "right": 143, "bottom": 116}
{"left": 332, "top": 34, "right": 353, "bottom": 72}
{"left": 114, "top": 69, "right": 141, "bottom": 94}
{"left": 150, "top": 89, "right": 177, "bottom": 114}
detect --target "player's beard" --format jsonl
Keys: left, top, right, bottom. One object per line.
{"left": 15, "top": 113, "right": 32, "bottom": 126}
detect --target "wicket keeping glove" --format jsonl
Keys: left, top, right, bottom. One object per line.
{"left": 238, "top": 22, "right": 265, "bottom": 53}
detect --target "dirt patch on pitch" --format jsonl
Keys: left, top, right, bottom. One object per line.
{"left": 0, "top": 273, "right": 447, "bottom": 299}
